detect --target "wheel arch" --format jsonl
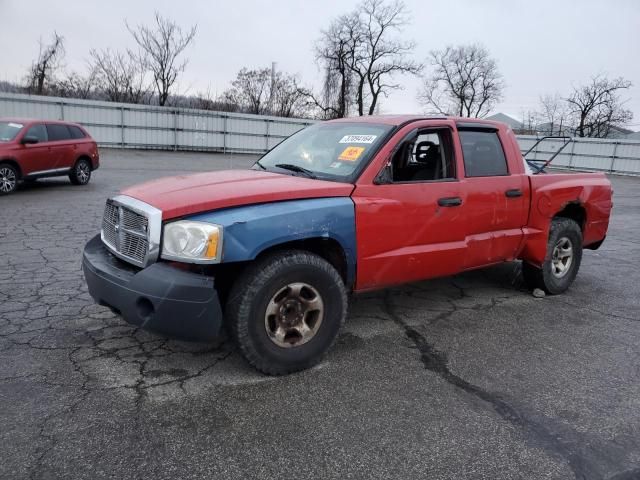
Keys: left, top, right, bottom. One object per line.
{"left": 0, "top": 158, "right": 22, "bottom": 179}
{"left": 254, "top": 237, "right": 350, "bottom": 287}
{"left": 74, "top": 154, "right": 95, "bottom": 170}
{"left": 553, "top": 201, "right": 586, "bottom": 231}
{"left": 188, "top": 197, "right": 358, "bottom": 289}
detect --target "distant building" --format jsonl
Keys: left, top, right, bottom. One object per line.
{"left": 486, "top": 113, "right": 523, "bottom": 131}
{"left": 626, "top": 131, "right": 640, "bottom": 140}
{"left": 602, "top": 125, "right": 634, "bottom": 139}
{"left": 533, "top": 121, "right": 572, "bottom": 137}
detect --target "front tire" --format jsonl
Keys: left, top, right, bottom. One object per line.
{"left": 523, "top": 217, "right": 583, "bottom": 294}
{"left": 227, "top": 250, "right": 348, "bottom": 375}
{"left": 0, "top": 163, "right": 19, "bottom": 195}
{"left": 69, "top": 158, "right": 92, "bottom": 185}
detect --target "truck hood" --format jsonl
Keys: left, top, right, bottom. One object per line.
{"left": 121, "top": 169, "right": 355, "bottom": 220}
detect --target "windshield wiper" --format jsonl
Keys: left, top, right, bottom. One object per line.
{"left": 274, "top": 163, "right": 317, "bottom": 179}
{"left": 254, "top": 159, "right": 267, "bottom": 170}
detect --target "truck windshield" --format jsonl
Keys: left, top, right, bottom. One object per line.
{"left": 255, "top": 122, "right": 393, "bottom": 182}
{"left": 0, "top": 122, "right": 24, "bottom": 142}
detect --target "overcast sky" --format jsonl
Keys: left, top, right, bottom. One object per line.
{"left": 1, "top": 0, "right": 639, "bottom": 128}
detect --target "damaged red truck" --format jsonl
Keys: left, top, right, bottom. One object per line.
{"left": 82, "top": 116, "right": 612, "bottom": 375}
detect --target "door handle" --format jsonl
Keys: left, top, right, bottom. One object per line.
{"left": 505, "top": 189, "right": 523, "bottom": 198}
{"left": 438, "top": 197, "right": 462, "bottom": 207}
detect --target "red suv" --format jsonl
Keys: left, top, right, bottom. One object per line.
{"left": 0, "top": 118, "right": 100, "bottom": 195}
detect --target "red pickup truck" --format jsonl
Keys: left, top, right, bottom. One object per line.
{"left": 82, "top": 116, "right": 612, "bottom": 375}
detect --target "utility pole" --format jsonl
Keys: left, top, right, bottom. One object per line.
{"left": 268, "top": 62, "right": 276, "bottom": 116}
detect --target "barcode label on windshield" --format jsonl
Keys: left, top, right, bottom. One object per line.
{"left": 339, "top": 135, "right": 377, "bottom": 144}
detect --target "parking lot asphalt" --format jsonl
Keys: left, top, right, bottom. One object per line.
{"left": 1, "top": 148, "right": 639, "bottom": 480}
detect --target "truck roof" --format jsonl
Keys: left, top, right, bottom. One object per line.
{"left": 327, "top": 115, "right": 505, "bottom": 128}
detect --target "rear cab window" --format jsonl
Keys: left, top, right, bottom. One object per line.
{"left": 459, "top": 130, "right": 509, "bottom": 177}
{"left": 46, "top": 124, "right": 72, "bottom": 142}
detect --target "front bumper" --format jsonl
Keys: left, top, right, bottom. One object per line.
{"left": 82, "top": 235, "right": 223, "bottom": 341}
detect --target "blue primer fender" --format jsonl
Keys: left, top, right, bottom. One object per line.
{"left": 187, "top": 197, "right": 357, "bottom": 287}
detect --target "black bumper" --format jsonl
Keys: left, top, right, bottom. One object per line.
{"left": 82, "top": 235, "right": 223, "bottom": 341}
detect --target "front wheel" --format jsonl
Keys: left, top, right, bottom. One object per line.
{"left": 227, "top": 250, "right": 348, "bottom": 375}
{"left": 69, "top": 158, "right": 92, "bottom": 185}
{"left": 522, "top": 217, "right": 583, "bottom": 294}
{"left": 0, "top": 164, "right": 19, "bottom": 195}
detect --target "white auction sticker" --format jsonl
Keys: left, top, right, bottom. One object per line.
{"left": 339, "top": 134, "right": 377, "bottom": 144}
{"left": 8, "top": 123, "right": 23, "bottom": 129}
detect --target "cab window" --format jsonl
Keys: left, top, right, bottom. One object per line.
{"left": 459, "top": 130, "right": 508, "bottom": 177}
{"left": 391, "top": 129, "right": 456, "bottom": 182}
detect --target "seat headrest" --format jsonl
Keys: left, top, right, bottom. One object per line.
{"left": 415, "top": 141, "right": 436, "bottom": 163}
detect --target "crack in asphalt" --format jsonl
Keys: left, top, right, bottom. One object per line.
{"left": 382, "top": 290, "right": 636, "bottom": 480}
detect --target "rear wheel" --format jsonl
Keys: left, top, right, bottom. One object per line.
{"left": 0, "top": 164, "right": 18, "bottom": 195}
{"left": 227, "top": 250, "right": 348, "bottom": 375}
{"left": 69, "top": 158, "right": 92, "bottom": 185}
{"left": 522, "top": 217, "right": 583, "bottom": 294}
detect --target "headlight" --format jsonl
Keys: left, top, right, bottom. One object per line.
{"left": 161, "top": 220, "right": 223, "bottom": 263}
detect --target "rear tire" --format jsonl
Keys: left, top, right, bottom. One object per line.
{"left": 522, "top": 217, "right": 583, "bottom": 294}
{"left": 69, "top": 158, "right": 92, "bottom": 185}
{"left": 226, "top": 250, "right": 348, "bottom": 375}
{"left": 0, "top": 163, "right": 19, "bottom": 195}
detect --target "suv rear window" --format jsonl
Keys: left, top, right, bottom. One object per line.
{"left": 68, "top": 125, "right": 86, "bottom": 139}
{"left": 46, "top": 124, "right": 72, "bottom": 141}
{"left": 459, "top": 130, "right": 509, "bottom": 177}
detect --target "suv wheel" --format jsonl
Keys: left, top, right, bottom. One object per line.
{"left": 0, "top": 164, "right": 18, "bottom": 195}
{"left": 227, "top": 250, "right": 348, "bottom": 375}
{"left": 69, "top": 158, "right": 92, "bottom": 185}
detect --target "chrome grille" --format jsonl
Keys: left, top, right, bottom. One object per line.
{"left": 102, "top": 200, "right": 149, "bottom": 266}
{"left": 121, "top": 208, "right": 149, "bottom": 231}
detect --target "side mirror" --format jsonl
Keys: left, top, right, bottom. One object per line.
{"left": 21, "top": 135, "right": 39, "bottom": 145}
{"left": 374, "top": 163, "right": 393, "bottom": 185}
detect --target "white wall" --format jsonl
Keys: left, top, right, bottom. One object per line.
{"left": 516, "top": 135, "right": 640, "bottom": 175}
{"left": 0, "top": 92, "right": 314, "bottom": 154}
{"left": 2, "top": 92, "right": 639, "bottom": 175}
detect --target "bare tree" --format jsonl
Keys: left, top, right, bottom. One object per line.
{"left": 418, "top": 44, "right": 504, "bottom": 118}
{"left": 185, "top": 90, "right": 240, "bottom": 112}
{"left": 310, "top": 17, "right": 360, "bottom": 119}
{"left": 538, "top": 93, "right": 569, "bottom": 135}
{"left": 518, "top": 110, "right": 540, "bottom": 135}
{"left": 27, "top": 32, "right": 65, "bottom": 95}
{"left": 127, "top": 13, "right": 197, "bottom": 106}
{"left": 355, "top": 0, "right": 422, "bottom": 115}
{"left": 222, "top": 68, "right": 270, "bottom": 114}
{"left": 271, "top": 74, "right": 310, "bottom": 118}
{"left": 566, "top": 75, "right": 633, "bottom": 137}
{"left": 222, "top": 67, "right": 310, "bottom": 117}
{"left": 312, "top": 0, "right": 421, "bottom": 117}
{"left": 53, "top": 68, "right": 98, "bottom": 99}
{"left": 90, "top": 49, "right": 148, "bottom": 103}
